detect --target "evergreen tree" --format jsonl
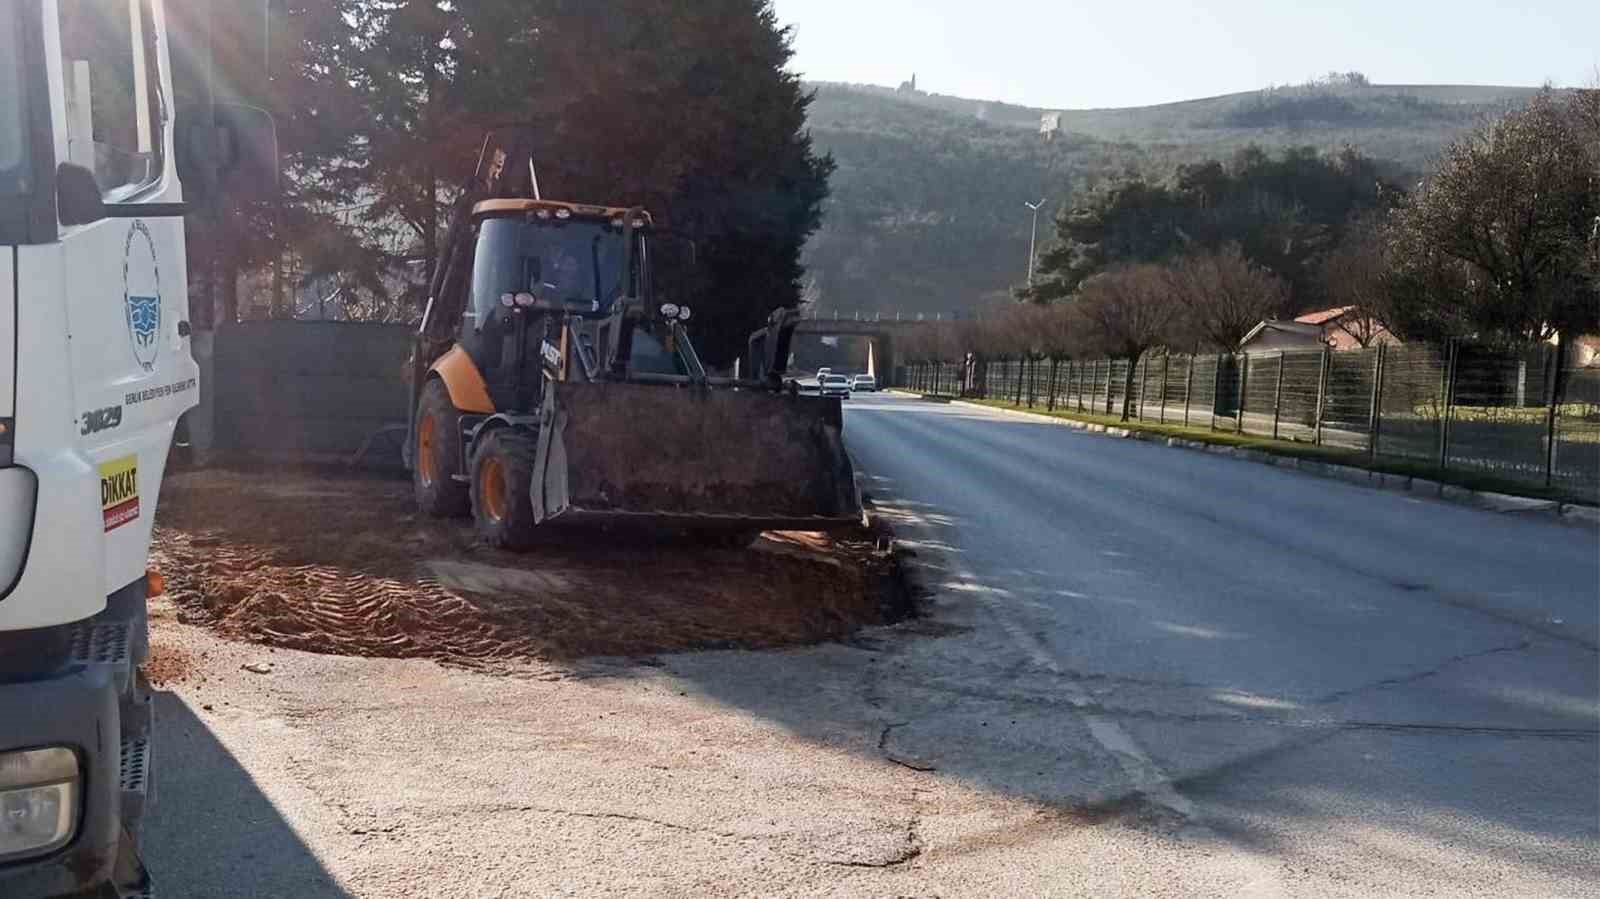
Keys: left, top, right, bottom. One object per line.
{"left": 1020, "top": 145, "right": 1401, "bottom": 309}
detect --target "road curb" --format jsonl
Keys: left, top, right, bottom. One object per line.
{"left": 930, "top": 397, "right": 1599, "bottom": 530}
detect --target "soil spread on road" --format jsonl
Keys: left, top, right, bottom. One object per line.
{"left": 153, "top": 468, "right": 898, "bottom": 666}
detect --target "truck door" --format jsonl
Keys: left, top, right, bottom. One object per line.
{"left": 54, "top": 0, "right": 196, "bottom": 596}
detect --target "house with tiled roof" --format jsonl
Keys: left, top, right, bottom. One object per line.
{"left": 1239, "top": 306, "right": 1397, "bottom": 353}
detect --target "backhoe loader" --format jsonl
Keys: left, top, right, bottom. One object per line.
{"left": 405, "top": 135, "right": 861, "bottom": 548}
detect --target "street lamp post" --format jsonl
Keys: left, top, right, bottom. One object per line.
{"left": 1024, "top": 198, "right": 1046, "bottom": 286}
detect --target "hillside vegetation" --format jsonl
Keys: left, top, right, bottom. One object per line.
{"left": 801, "top": 81, "right": 1545, "bottom": 315}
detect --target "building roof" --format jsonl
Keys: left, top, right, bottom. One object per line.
{"left": 1239, "top": 319, "right": 1325, "bottom": 348}
{"left": 1294, "top": 306, "right": 1357, "bottom": 326}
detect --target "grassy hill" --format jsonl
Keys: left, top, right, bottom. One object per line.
{"left": 801, "top": 81, "right": 1543, "bottom": 315}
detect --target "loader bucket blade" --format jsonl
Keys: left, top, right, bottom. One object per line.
{"left": 533, "top": 382, "right": 862, "bottom": 532}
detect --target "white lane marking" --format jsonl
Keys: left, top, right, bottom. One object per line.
{"left": 889, "top": 522, "right": 1198, "bottom": 820}
{"left": 965, "top": 572, "right": 1200, "bottom": 819}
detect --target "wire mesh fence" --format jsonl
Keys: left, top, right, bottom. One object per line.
{"left": 899, "top": 340, "right": 1600, "bottom": 500}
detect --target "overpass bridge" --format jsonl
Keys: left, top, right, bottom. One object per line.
{"left": 780, "top": 310, "right": 962, "bottom": 379}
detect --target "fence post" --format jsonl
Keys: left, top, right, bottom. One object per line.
{"left": 1313, "top": 346, "right": 1331, "bottom": 446}
{"left": 1544, "top": 343, "right": 1559, "bottom": 487}
{"left": 1369, "top": 343, "right": 1386, "bottom": 458}
{"left": 1211, "top": 354, "right": 1224, "bottom": 431}
{"left": 1236, "top": 355, "right": 1248, "bottom": 435}
{"left": 1183, "top": 354, "right": 1194, "bottom": 427}
{"left": 1437, "top": 339, "right": 1458, "bottom": 469}
{"left": 1103, "top": 360, "right": 1113, "bottom": 416}
{"left": 1271, "top": 352, "right": 1285, "bottom": 440}
{"left": 1158, "top": 354, "right": 1170, "bottom": 423}
{"left": 1135, "top": 355, "right": 1149, "bottom": 421}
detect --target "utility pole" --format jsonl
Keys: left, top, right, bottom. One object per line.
{"left": 1024, "top": 199, "right": 1046, "bottom": 286}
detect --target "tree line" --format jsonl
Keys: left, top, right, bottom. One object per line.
{"left": 901, "top": 90, "right": 1599, "bottom": 419}
{"left": 193, "top": 0, "right": 831, "bottom": 367}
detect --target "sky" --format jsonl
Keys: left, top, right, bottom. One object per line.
{"left": 769, "top": 0, "right": 1600, "bottom": 109}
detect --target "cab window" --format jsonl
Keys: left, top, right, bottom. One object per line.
{"left": 57, "top": 0, "right": 164, "bottom": 202}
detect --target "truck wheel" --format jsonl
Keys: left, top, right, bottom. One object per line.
{"left": 471, "top": 428, "right": 538, "bottom": 550}
{"left": 415, "top": 379, "right": 469, "bottom": 517}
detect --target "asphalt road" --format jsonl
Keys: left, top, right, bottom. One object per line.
{"left": 840, "top": 392, "right": 1599, "bottom": 893}
{"left": 138, "top": 392, "right": 1598, "bottom": 897}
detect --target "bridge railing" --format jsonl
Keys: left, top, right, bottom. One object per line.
{"left": 796, "top": 308, "right": 974, "bottom": 323}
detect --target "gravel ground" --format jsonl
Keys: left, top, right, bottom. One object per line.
{"left": 142, "top": 602, "right": 1280, "bottom": 898}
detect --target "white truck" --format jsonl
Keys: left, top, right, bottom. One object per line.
{"left": 0, "top": 1, "right": 272, "bottom": 895}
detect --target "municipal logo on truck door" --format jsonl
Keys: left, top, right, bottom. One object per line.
{"left": 100, "top": 455, "right": 140, "bottom": 532}
{"left": 123, "top": 221, "right": 162, "bottom": 372}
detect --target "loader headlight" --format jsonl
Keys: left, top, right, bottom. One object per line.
{"left": 555, "top": 208, "right": 572, "bottom": 220}
{"left": 515, "top": 292, "right": 537, "bottom": 308}
{"left": 500, "top": 293, "right": 516, "bottom": 308}
{"left": 677, "top": 305, "right": 692, "bottom": 321}
{"left": 659, "top": 303, "right": 680, "bottom": 319}
{"left": 0, "top": 748, "right": 79, "bottom": 863}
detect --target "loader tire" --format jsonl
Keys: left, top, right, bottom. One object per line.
{"left": 707, "top": 530, "right": 761, "bottom": 550}
{"left": 415, "top": 379, "right": 470, "bottom": 518}
{"left": 471, "top": 428, "right": 538, "bottom": 551}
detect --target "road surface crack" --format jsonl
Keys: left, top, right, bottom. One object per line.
{"left": 824, "top": 816, "right": 922, "bottom": 868}
{"left": 878, "top": 721, "right": 938, "bottom": 771}
{"left": 476, "top": 803, "right": 741, "bottom": 839}
{"left": 1317, "top": 640, "right": 1531, "bottom": 704}
{"left": 1335, "top": 721, "right": 1597, "bottom": 740}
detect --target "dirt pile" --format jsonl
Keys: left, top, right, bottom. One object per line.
{"left": 152, "top": 469, "right": 898, "bottom": 665}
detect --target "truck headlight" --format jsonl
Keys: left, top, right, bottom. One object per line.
{"left": 0, "top": 748, "right": 79, "bottom": 863}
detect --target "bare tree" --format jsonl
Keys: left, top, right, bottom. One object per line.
{"left": 1383, "top": 89, "right": 1598, "bottom": 345}
{"left": 1166, "top": 244, "right": 1290, "bottom": 351}
{"left": 1575, "top": 85, "right": 1599, "bottom": 279}
{"left": 1316, "top": 223, "right": 1393, "bottom": 347}
{"left": 1073, "top": 264, "right": 1185, "bottom": 420}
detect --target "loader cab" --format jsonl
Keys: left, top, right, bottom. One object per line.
{"left": 460, "top": 201, "right": 700, "bottom": 409}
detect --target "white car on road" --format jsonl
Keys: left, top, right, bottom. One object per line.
{"left": 820, "top": 374, "right": 852, "bottom": 398}
{"left": 852, "top": 374, "right": 877, "bottom": 392}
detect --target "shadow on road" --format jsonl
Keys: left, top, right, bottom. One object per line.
{"left": 144, "top": 693, "right": 353, "bottom": 899}
{"left": 643, "top": 396, "right": 1599, "bottom": 886}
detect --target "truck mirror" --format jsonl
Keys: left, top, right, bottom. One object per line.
{"left": 176, "top": 103, "right": 278, "bottom": 205}
{"left": 215, "top": 103, "right": 279, "bottom": 193}
{"left": 174, "top": 106, "right": 222, "bottom": 204}
{"left": 56, "top": 163, "right": 106, "bottom": 226}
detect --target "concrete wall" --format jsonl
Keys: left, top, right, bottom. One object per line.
{"left": 206, "top": 322, "right": 412, "bottom": 463}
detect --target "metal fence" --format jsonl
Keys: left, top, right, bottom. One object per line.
{"left": 900, "top": 342, "right": 1600, "bottom": 498}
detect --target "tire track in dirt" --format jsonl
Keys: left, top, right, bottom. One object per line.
{"left": 153, "top": 469, "right": 897, "bottom": 665}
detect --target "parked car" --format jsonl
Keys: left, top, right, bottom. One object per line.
{"left": 820, "top": 374, "right": 852, "bottom": 398}
{"left": 852, "top": 374, "right": 877, "bottom": 392}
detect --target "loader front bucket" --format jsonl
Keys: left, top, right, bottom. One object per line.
{"left": 531, "top": 381, "right": 863, "bottom": 532}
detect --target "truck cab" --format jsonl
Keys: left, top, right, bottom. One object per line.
{"left": 0, "top": 2, "right": 272, "bottom": 895}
